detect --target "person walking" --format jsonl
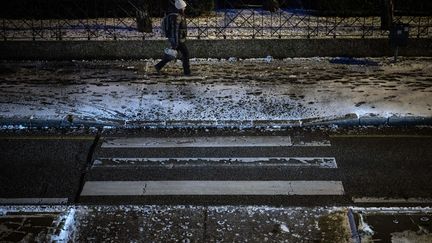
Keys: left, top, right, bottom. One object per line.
{"left": 155, "top": 0, "right": 191, "bottom": 76}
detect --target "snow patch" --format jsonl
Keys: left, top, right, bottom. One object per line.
{"left": 279, "top": 223, "right": 290, "bottom": 233}
{"left": 1, "top": 58, "right": 431, "bottom": 128}
{"left": 51, "top": 208, "right": 76, "bottom": 242}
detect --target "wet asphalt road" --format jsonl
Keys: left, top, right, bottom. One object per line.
{"left": 0, "top": 127, "right": 431, "bottom": 206}
{"left": 0, "top": 134, "right": 95, "bottom": 203}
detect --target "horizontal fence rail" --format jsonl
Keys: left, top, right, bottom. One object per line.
{"left": 1, "top": 6, "right": 431, "bottom": 41}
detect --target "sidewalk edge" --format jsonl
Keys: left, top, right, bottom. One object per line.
{"left": 1, "top": 116, "right": 432, "bottom": 129}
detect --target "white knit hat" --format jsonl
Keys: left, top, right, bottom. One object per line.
{"left": 175, "top": 0, "right": 187, "bottom": 10}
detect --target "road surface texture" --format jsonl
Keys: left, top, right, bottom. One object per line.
{"left": 1, "top": 57, "right": 431, "bottom": 127}
{"left": 1, "top": 126, "right": 432, "bottom": 242}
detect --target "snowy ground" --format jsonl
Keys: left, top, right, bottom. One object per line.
{"left": 1, "top": 205, "right": 431, "bottom": 242}
{"left": 0, "top": 57, "right": 431, "bottom": 128}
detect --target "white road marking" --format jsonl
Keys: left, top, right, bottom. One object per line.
{"left": 352, "top": 197, "right": 432, "bottom": 204}
{"left": 0, "top": 198, "right": 68, "bottom": 204}
{"left": 102, "top": 136, "right": 293, "bottom": 148}
{"left": 81, "top": 181, "right": 345, "bottom": 196}
{"left": 292, "top": 140, "right": 331, "bottom": 147}
{"left": 94, "top": 157, "right": 338, "bottom": 168}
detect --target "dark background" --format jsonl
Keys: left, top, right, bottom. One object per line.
{"left": 0, "top": 0, "right": 431, "bottom": 19}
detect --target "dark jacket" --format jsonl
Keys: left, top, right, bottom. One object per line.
{"left": 167, "top": 13, "right": 187, "bottom": 49}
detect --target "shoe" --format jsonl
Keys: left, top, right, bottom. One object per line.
{"left": 184, "top": 69, "right": 191, "bottom": 76}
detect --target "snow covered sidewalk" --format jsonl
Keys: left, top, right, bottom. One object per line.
{"left": 0, "top": 57, "right": 431, "bottom": 128}
{"left": 1, "top": 205, "right": 431, "bottom": 242}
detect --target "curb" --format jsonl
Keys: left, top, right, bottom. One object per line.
{"left": 1, "top": 116, "right": 432, "bottom": 130}
{"left": 388, "top": 116, "right": 432, "bottom": 126}
{"left": 303, "top": 114, "right": 360, "bottom": 127}
{"left": 0, "top": 118, "right": 113, "bottom": 129}
{"left": 359, "top": 116, "right": 389, "bottom": 126}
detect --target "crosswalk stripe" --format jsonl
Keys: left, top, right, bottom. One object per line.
{"left": 101, "top": 136, "right": 332, "bottom": 148}
{"left": 80, "top": 181, "right": 345, "bottom": 196}
{"left": 93, "top": 157, "right": 338, "bottom": 168}
{"left": 0, "top": 198, "right": 68, "bottom": 204}
{"left": 101, "top": 136, "right": 294, "bottom": 148}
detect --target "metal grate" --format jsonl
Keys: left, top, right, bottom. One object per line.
{"left": 1, "top": 1, "right": 431, "bottom": 41}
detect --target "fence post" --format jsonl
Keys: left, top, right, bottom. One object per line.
{"left": 2, "top": 19, "right": 5, "bottom": 41}
{"left": 381, "top": 0, "right": 394, "bottom": 30}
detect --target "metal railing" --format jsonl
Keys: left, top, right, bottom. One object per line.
{"left": 1, "top": 5, "right": 431, "bottom": 40}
